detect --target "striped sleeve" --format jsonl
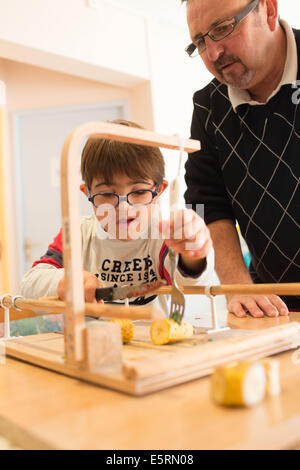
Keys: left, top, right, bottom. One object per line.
{"left": 159, "top": 241, "right": 215, "bottom": 287}
{"left": 158, "top": 241, "right": 172, "bottom": 285}
{"left": 32, "top": 229, "right": 63, "bottom": 269}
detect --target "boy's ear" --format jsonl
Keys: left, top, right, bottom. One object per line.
{"left": 80, "top": 183, "right": 89, "bottom": 197}
{"left": 157, "top": 180, "right": 168, "bottom": 196}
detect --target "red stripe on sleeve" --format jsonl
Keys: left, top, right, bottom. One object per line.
{"left": 158, "top": 241, "right": 172, "bottom": 285}
{"left": 48, "top": 228, "right": 63, "bottom": 253}
{"left": 32, "top": 257, "right": 62, "bottom": 269}
{"left": 32, "top": 229, "right": 63, "bottom": 269}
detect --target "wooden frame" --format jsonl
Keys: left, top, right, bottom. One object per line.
{"left": 1, "top": 121, "right": 300, "bottom": 396}
{"left": 60, "top": 122, "right": 201, "bottom": 365}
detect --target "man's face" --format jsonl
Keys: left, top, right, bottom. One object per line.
{"left": 186, "top": 0, "right": 270, "bottom": 90}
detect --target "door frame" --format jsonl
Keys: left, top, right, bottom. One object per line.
{"left": 12, "top": 100, "right": 129, "bottom": 284}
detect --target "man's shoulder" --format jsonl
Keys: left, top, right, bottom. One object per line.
{"left": 293, "top": 27, "right": 300, "bottom": 56}
{"left": 290, "top": 28, "right": 300, "bottom": 78}
{"left": 293, "top": 28, "right": 300, "bottom": 41}
{"left": 193, "top": 78, "right": 229, "bottom": 111}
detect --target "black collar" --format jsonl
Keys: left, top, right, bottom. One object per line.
{"left": 292, "top": 28, "right": 300, "bottom": 80}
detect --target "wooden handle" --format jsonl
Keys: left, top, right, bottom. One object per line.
{"left": 37, "top": 281, "right": 300, "bottom": 298}
{"left": 35, "top": 282, "right": 300, "bottom": 298}
{"left": 156, "top": 283, "right": 300, "bottom": 296}
{"left": 73, "top": 123, "right": 201, "bottom": 153}
{"left": 0, "top": 296, "right": 164, "bottom": 321}
{"left": 4, "top": 280, "right": 297, "bottom": 322}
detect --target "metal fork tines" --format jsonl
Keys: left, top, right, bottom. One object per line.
{"left": 168, "top": 248, "right": 185, "bottom": 321}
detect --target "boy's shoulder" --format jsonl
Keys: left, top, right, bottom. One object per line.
{"left": 80, "top": 214, "right": 99, "bottom": 239}
{"left": 80, "top": 214, "right": 97, "bottom": 228}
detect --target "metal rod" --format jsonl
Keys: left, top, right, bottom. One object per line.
{"left": 4, "top": 307, "right": 10, "bottom": 338}
{"left": 211, "top": 296, "right": 219, "bottom": 330}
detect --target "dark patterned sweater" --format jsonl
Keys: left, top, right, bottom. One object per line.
{"left": 185, "top": 29, "right": 300, "bottom": 309}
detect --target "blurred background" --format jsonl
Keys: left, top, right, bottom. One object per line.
{"left": 0, "top": 0, "right": 299, "bottom": 333}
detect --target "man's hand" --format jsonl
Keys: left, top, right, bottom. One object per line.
{"left": 159, "top": 209, "right": 212, "bottom": 272}
{"left": 227, "top": 294, "right": 289, "bottom": 318}
{"left": 208, "top": 219, "right": 289, "bottom": 318}
{"left": 58, "top": 270, "right": 104, "bottom": 303}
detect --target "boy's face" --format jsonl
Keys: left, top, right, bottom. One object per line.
{"left": 81, "top": 173, "right": 168, "bottom": 241}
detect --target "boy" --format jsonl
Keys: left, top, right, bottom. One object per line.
{"left": 21, "top": 120, "right": 214, "bottom": 315}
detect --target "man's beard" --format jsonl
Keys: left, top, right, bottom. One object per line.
{"left": 214, "top": 54, "right": 254, "bottom": 88}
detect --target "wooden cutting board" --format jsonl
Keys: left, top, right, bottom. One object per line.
{"left": 3, "top": 313, "right": 300, "bottom": 396}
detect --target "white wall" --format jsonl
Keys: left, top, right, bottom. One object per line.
{"left": 0, "top": 1, "right": 211, "bottom": 223}
{"left": 0, "top": 0, "right": 213, "bottom": 142}
{"left": 0, "top": 0, "right": 150, "bottom": 87}
{"left": 146, "top": 19, "right": 212, "bottom": 183}
{"left": 0, "top": 58, "right": 155, "bottom": 293}
{"left": 279, "top": 0, "right": 300, "bottom": 28}
{"left": 0, "top": 0, "right": 212, "bottom": 133}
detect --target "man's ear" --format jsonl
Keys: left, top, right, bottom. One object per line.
{"left": 265, "top": 0, "right": 278, "bottom": 32}
{"left": 80, "top": 183, "right": 89, "bottom": 197}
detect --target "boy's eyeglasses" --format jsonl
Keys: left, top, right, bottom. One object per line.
{"left": 88, "top": 184, "right": 159, "bottom": 208}
{"left": 185, "top": 0, "right": 259, "bottom": 57}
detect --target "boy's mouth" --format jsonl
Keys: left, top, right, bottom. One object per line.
{"left": 117, "top": 217, "right": 135, "bottom": 226}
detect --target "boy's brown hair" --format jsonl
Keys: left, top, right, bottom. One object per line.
{"left": 81, "top": 120, "right": 165, "bottom": 188}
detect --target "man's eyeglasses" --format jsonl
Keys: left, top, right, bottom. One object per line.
{"left": 185, "top": 0, "right": 259, "bottom": 57}
{"left": 88, "top": 184, "right": 159, "bottom": 208}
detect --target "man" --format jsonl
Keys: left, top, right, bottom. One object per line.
{"left": 183, "top": 0, "right": 300, "bottom": 317}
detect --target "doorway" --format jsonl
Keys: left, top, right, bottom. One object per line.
{"left": 13, "top": 100, "right": 129, "bottom": 285}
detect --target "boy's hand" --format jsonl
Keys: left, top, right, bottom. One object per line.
{"left": 159, "top": 209, "right": 212, "bottom": 273}
{"left": 58, "top": 270, "right": 104, "bottom": 303}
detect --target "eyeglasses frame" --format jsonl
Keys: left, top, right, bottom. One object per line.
{"left": 185, "top": 0, "right": 260, "bottom": 57}
{"left": 88, "top": 183, "right": 160, "bottom": 208}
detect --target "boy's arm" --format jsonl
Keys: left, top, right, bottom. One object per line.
{"left": 176, "top": 246, "right": 214, "bottom": 286}
{"left": 159, "top": 208, "right": 214, "bottom": 285}
{"left": 160, "top": 241, "right": 214, "bottom": 286}
{"left": 20, "top": 229, "right": 64, "bottom": 299}
{"left": 20, "top": 225, "right": 103, "bottom": 302}
{"left": 20, "top": 264, "right": 65, "bottom": 299}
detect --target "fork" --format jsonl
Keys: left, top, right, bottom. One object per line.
{"left": 168, "top": 247, "right": 185, "bottom": 323}
{"left": 168, "top": 173, "right": 186, "bottom": 322}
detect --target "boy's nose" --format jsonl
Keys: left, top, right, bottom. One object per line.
{"left": 118, "top": 198, "right": 130, "bottom": 208}
{"left": 117, "top": 200, "right": 130, "bottom": 219}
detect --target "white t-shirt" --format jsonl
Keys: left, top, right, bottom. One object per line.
{"left": 21, "top": 215, "right": 214, "bottom": 315}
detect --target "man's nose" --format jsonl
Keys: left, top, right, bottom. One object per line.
{"left": 204, "top": 36, "right": 225, "bottom": 62}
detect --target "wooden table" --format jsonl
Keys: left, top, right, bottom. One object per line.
{"left": 1, "top": 312, "right": 300, "bottom": 450}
